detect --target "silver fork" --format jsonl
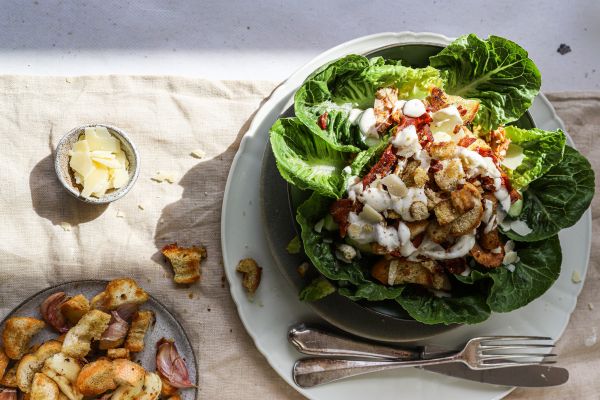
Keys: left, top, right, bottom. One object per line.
{"left": 293, "top": 336, "right": 556, "bottom": 388}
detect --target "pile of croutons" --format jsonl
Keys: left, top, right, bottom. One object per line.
{"left": 0, "top": 279, "right": 194, "bottom": 399}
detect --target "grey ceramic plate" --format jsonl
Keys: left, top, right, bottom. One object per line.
{"left": 260, "top": 43, "right": 535, "bottom": 342}
{"left": 0, "top": 280, "right": 197, "bottom": 399}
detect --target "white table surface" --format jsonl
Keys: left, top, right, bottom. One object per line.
{"left": 1, "top": 0, "right": 598, "bottom": 92}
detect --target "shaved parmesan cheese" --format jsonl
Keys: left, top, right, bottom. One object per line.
{"left": 68, "top": 126, "right": 129, "bottom": 198}
{"left": 501, "top": 143, "right": 526, "bottom": 170}
{"left": 151, "top": 171, "right": 177, "bottom": 184}
{"left": 60, "top": 222, "right": 72, "bottom": 231}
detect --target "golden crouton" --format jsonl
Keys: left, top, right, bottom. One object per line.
{"left": 42, "top": 353, "right": 83, "bottom": 400}
{"left": 91, "top": 279, "right": 149, "bottom": 311}
{"left": 405, "top": 220, "right": 429, "bottom": 240}
{"left": 30, "top": 372, "right": 60, "bottom": 400}
{"left": 429, "top": 141, "right": 457, "bottom": 160}
{"left": 112, "top": 359, "right": 145, "bottom": 387}
{"left": 409, "top": 201, "right": 429, "bottom": 221}
{"left": 75, "top": 359, "right": 116, "bottom": 396}
{"left": 371, "top": 259, "right": 450, "bottom": 291}
{"left": 111, "top": 377, "right": 143, "bottom": 399}
{"left": 470, "top": 243, "right": 504, "bottom": 268}
{"left": 62, "top": 310, "right": 111, "bottom": 358}
{"left": 236, "top": 258, "right": 262, "bottom": 294}
{"left": 160, "top": 373, "right": 178, "bottom": 397}
{"left": 2, "top": 317, "right": 45, "bottom": 360}
{"left": 412, "top": 167, "right": 429, "bottom": 188}
{"left": 168, "top": 395, "right": 182, "bottom": 400}
{"left": 450, "top": 182, "right": 481, "bottom": 214}
{"left": 124, "top": 311, "right": 154, "bottom": 353}
{"left": 138, "top": 372, "right": 162, "bottom": 400}
{"left": 107, "top": 348, "right": 130, "bottom": 360}
{"left": 161, "top": 243, "right": 207, "bottom": 284}
{"left": 480, "top": 228, "right": 503, "bottom": 250}
{"left": 16, "top": 340, "right": 62, "bottom": 392}
{"left": 434, "top": 200, "right": 460, "bottom": 226}
{"left": 60, "top": 295, "right": 90, "bottom": 326}
{"left": 449, "top": 200, "right": 484, "bottom": 236}
{"left": 1, "top": 364, "right": 17, "bottom": 387}
{"left": 434, "top": 159, "right": 465, "bottom": 192}
{"left": 0, "top": 348, "right": 9, "bottom": 381}
{"left": 426, "top": 220, "right": 452, "bottom": 244}
{"left": 401, "top": 159, "right": 420, "bottom": 187}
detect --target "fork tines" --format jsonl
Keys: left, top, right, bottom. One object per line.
{"left": 477, "top": 336, "right": 557, "bottom": 366}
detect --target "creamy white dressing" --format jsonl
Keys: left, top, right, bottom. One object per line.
{"left": 390, "top": 187, "right": 428, "bottom": 221}
{"left": 359, "top": 186, "right": 391, "bottom": 212}
{"left": 391, "top": 125, "right": 421, "bottom": 158}
{"left": 458, "top": 148, "right": 501, "bottom": 179}
{"left": 495, "top": 187, "right": 512, "bottom": 212}
{"left": 358, "top": 108, "right": 378, "bottom": 140}
{"left": 346, "top": 176, "right": 363, "bottom": 202}
{"left": 430, "top": 106, "right": 462, "bottom": 135}
{"left": 375, "top": 224, "right": 400, "bottom": 251}
{"left": 392, "top": 100, "right": 406, "bottom": 115}
{"left": 403, "top": 99, "right": 426, "bottom": 117}
{"left": 415, "top": 234, "right": 476, "bottom": 260}
{"left": 509, "top": 220, "right": 533, "bottom": 236}
{"left": 346, "top": 212, "right": 376, "bottom": 244}
{"left": 335, "top": 243, "right": 357, "bottom": 263}
{"left": 348, "top": 108, "right": 363, "bottom": 125}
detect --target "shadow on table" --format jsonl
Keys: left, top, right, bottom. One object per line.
{"left": 152, "top": 101, "right": 268, "bottom": 271}
{"left": 29, "top": 155, "right": 108, "bottom": 225}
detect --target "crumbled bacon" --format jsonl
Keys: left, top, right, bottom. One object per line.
{"left": 362, "top": 144, "right": 397, "bottom": 187}
{"left": 429, "top": 159, "right": 443, "bottom": 174}
{"left": 330, "top": 199, "right": 355, "bottom": 237}
{"left": 480, "top": 177, "right": 496, "bottom": 192}
{"left": 440, "top": 259, "right": 467, "bottom": 275}
{"left": 418, "top": 124, "right": 434, "bottom": 147}
{"left": 458, "top": 137, "right": 477, "bottom": 148}
{"left": 318, "top": 112, "right": 328, "bottom": 130}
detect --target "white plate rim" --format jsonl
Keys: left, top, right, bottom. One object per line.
{"left": 221, "top": 31, "right": 591, "bottom": 400}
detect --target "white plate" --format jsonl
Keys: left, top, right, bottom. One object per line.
{"left": 221, "top": 32, "right": 591, "bottom": 400}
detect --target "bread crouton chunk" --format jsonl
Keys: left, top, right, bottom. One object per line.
{"left": 1, "top": 364, "right": 18, "bottom": 387}
{"left": 162, "top": 243, "right": 207, "bottom": 284}
{"left": 91, "top": 279, "right": 149, "bottom": 311}
{"left": 16, "top": 340, "right": 62, "bottom": 392}
{"left": 75, "top": 359, "right": 116, "bottom": 396}
{"left": 62, "top": 310, "right": 111, "bottom": 358}
{"left": 125, "top": 311, "right": 154, "bottom": 353}
{"left": 30, "top": 372, "right": 60, "bottom": 400}
{"left": 59, "top": 295, "right": 90, "bottom": 326}
{"left": 2, "top": 317, "right": 45, "bottom": 360}
{"left": 236, "top": 258, "right": 262, "bottom": 294}
{"left": 0, "top": 348, "right": 9, "bottom": 381}
{"left": 107, "top": 348, "right": 130, "bottom": 360}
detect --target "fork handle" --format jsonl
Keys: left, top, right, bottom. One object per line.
{"left": 288, "top": 324, "right": 421, "bottom": 360}
{"left": 293, "top": 357, "right": 459, "bottom": 388}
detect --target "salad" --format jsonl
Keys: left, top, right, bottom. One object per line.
{"left": 269, "top": 34, "right": 595, "bottom": 325}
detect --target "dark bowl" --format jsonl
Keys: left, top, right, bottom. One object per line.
{"left": 260, "top": 43, "right": 534, "bottom": 342}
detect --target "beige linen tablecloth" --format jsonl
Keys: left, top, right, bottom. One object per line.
{"left": 0, "top": 76, "right": 597, "bottom": 399}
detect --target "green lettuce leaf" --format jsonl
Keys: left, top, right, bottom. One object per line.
{"left": 296, "top": 192, "right": 368, "bottom": 285}
{"left": 270, "top": 118, "right": 350, "bottom": 198}
{"left": 504, "top": 146, "right": 594, "bottom": 242}
{"left": 430, "top": 34, "right": 541, "bottom": 132}
{"left": 294, "top": 55, "right": 442, "bottom": 151}
{"left": 286, "top": 235, "right": 301, "bottom": 254}
{"left": 349, "top": 136, "right": 389, "bottom": 176}
{"left": 299, "top": 276, "right": 336, "bottom": 301}
{"left": 339, "top": 282, "right": 404, "bottom": 302}
{"left": 502, "top": 126, "right": 566, "bottom": 190}
{"left": 395, "top": 285, "right": 490, "bottom": 325}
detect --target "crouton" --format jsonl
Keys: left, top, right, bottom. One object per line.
{"left": 112, "top": 359, "right": 145, "bottom": 387}
{"left": 62, "top": 310, "right": 111, "bottom": 358}
{"left": 30, "top": 373, "right": 59, "bottom": 400}
{"left": 107, "top": 348, "right": 130, "bottom": 360}
{"left": 159, "top": 373, "right": 178, "bottom": 397}
{"left": 75, "top": 359, "right": 116, "bottom": 396}
{"left": 409, "top": 201, "right": 429, "bottom": 221}
{"left": 0, "top": 348, "right": 8, "bottom": 381}
{"left": 426, "top": 220, "right": 452, "bottom": 244}
{"left": 412, "top": 167, "right": 429, "bottom": 188}
{"left": 470, "top": 243, "right": 504, "bottom": 268}
{"left": 480, "top": 228, "right": 503, "bottom": 250}
{"left": 124, "top": 311, "right": 154, "bottom": 353}
{"left": 429, "top": 141, "right": 457, "bottom": 160}
{"left": 450, "top": 182, "right": 481, "bottom": 214}
{"left": 371, "top": 258, "right": 450, "bottom": 291}
{"left": 91, "top": 279, "right": 149, "bottom": 311}
{"left": 401, "top": 159, "right": 421, "bottom": 187}
{"left": 425, "top": 188, "right": 443, "bottom": 210}
{"left": 161, "top": 244, "right": 207, "bottom": 284}
{"left": 16, "top": 340, "right": 62, "bottom": 392}
{"left": 405, "top": 220, "right": 429, "bottom": 239}
{"left": 42, "top": 353, "right": 82, "bottom": 400}
{"left": 434, "top": 200, "right": 460, "bottom": 225}
{"left": 236, "top": 258, "right": 262, "bottom": 294}
{"left": 2, "top": 317, "right": 45, "bottom": 360}
{"left": 59, "top": 295, "right": 90, "bottom": 326}
{"left": 1, "top": 364, "right": 17, "bottom": 387}
{"left": 449, "top": 200, "right": 484, "bottom": 236}
{"left": 426, "top": 87, "right": 448, "bottom": 111}
{"left": 111, "top": 377, "right": 143, "bottom": 400}
{"left": 168, "top": 395, "right": 182, "bottom": 400}
{"left": 434, "top": 159, "right": 465, "bottom": 192}
{"left": 136, "top": 372, "right": 162, "bottom": 400}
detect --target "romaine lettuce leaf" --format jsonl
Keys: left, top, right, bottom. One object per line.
{"left": 395, "top": 286, "right": 490, "bottom": 325}
{"left": 504, "top": 146, "right": 594, "bottom": 242}
{"left": 503, "top": 126, "right": 566, "bottom": 190}
{"left": 270, "top": 118, "right": 350, "bottom": 198}
{"left": 430, "top": 34, "right": 541, "bottom": 132}
{"left": 296, "top": 192, "right": 368, "bottom": 285}
{"left": 299, "top": 276, "right": 336, "bottom": 301}
{"left": 339, "top": 282, "right": 404, "bottom": 302}
{"left": 294, "top": 55, "right": 442, "bottom": 151}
